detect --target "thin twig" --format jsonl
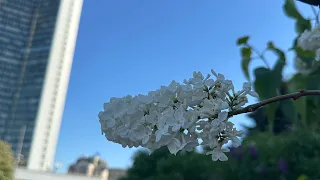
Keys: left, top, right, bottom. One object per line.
{"left": 228, "top": 90, "right": 320, "bottom": 117}
{"left": 311, "top": 6, "right": 320, "bottom": 26}
{"left": 247, "top": 44, "right": 271, "bottom": 69}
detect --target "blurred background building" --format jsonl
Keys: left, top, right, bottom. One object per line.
{"left": 0, "top": 0, "right": 83, "bottom": 171}
{"left": 66, "top": 155, "right": 126, "bottom": 180}
{"left": 68, "top": 155, "right": 109, "bottom": 180}
{"left": 15, "top": 155, "right": 126, "bottom": 180}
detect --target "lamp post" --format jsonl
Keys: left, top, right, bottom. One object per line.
{"left": 16, "top": 125, "right": 26, "bottom": 166}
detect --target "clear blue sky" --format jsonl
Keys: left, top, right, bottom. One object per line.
{"left": 54, "top": 0, "right": 312, "bottom": 173}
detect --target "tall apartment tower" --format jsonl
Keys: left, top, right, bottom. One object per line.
{"left": 0, "top": 0, "right": 83, "bottom": 171}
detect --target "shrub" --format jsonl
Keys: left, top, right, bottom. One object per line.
{"left": 0, "top": 141, "right": 15, "bottom": 180}
{"left": 215, "top": 128, "right": 320, "bottom": 180}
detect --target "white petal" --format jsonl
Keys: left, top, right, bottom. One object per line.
{"left": 217, "top": 74, "right": 225, "bottom": 81}
{"left": 172, "top": 124, "right": 180, "bottom": 132}
{"left": 123, "top": 117, "right": 130, "bottom": 126}
{"left": 221, "top": 148, "right": 230, "bottom": 153}
{"left": 218, "top": 111, "right": 228, "bottom": 121}
{"left": 205, "top": 79, "right": 215, "bottom": 86}
{"left": 172, "top": 138, "right": 181, "bottom": 147}
{"left": 167, "top": 139, "right": 180, "bottom": 155}
{"left": 106, "top": 118, "right": 116, "bottom": 128}
{"left": 219, "top": 101, "right": 229, "bottom": 110}
{"left": 219, "top": 153, "right": 228, "bottom": 161}
{"left": 193, "top": 83, "right": 205, "bottom": 89}
{"left": 316, "top": 48, "right": 320, "bottom": 60}
{"left": 232, "top": 137, "right": 241, "bottom": 147}
{"left": 205, "top": 74, "right": 211, "bottom": 79}
{"left": 155, "top": 130, "right": 162, "bottom": 142}
{"left": 242, "top": 82, "right": 251, "bottom": 90}
{"left": 99, "top": 111, "right": 112, "bottom": 120}
{"left": 248, "top": 91, "right": 259, "bottom": 98}
{"left": 103, "top": 102, "right": 113, "bottom": 110}
{"left": 211, "top": 154, "right": 219, "bottom": 161}
{"left": 137, "top": 94, "right": 153, "bottom": 104}
{"left": 142, "top": 135, "right": 149, "bottom": 144}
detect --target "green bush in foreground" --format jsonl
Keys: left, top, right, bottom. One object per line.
{"left": 119, "top": 147, "right": 217, "bottom": 180}
{"left": 0, "top": 141, "right": 15, "bottom": 180}
{"left": 216, "top": 128, "right": 320, "bottom": 180}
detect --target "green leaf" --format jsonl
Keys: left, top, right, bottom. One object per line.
{"left": 306, "top": 72, "right": 320, "bottom": 128}
{"left": 283, "top": 0, "right": 311, "bottom": 34}
{"left": 289, "top": 37, "right": 298, "bottom": 51}
{"left": 295, "top": 47, "right": 316, "bottom": 71}
{"left": 254, "top": 67, "right": 281, "bottom": 132}
{"left": 296, "top": 19, "right": 312, "bottom": 34}
{"left": 287, "top": 74, "right": 308, "bottom": 125}
{"left": 267, "top": 42, "right": 286, "bottom": 86}
{"left": 266, "top": 103, "right": 277, "bottom": 133}
{"left": 254, "top": 67, "right": 279, "bottom": 99}
{"left": 279, "top": 98, "right": 298, "bottom": 123}
{"left": 236, "top": 36, "right": 249, "bottom": 45}
{"left": 297, "top": 175, "right": 308, "bottom": 180}
{"left": 296, "top": 47, "right": 316, "bottom": 58}
{"left": 240, "top": 47, "right": 252, "bottom": 80}
{"left": 283, "top": 0, "right": 302, "bottom": 19}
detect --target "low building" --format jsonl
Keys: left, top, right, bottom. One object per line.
{"left": 67, "top": 155, "right": 109, "bottom": 180}
{"left": 15, "top": 167, "right": 126, "bottom": 180}
{"left": 14, "top": 155, "right": 126, "bottom": 180}
{"left": 15, "top": 168, "right": 101, "bottom": 180}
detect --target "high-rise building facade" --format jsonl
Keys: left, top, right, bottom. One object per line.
{"left": 0, "top": 0, "right": 83, "bottom": 171}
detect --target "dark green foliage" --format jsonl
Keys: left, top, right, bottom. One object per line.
{"left": 245, "top": 82, "right": 295, "bottom": 135}
{"left": 0, "top": 141, "right": 15, "bottom": 180}
{"left": 119, "top": 147, "right": 220, "bottom": 180}
{"left": 216, "top": 128, "right": 320, "bottom": 180}
{"left": 287, "top": 72, "right": 320, "bottom": 129}
{"left": 122, "top": 128, "right": 320, "bottom": 180}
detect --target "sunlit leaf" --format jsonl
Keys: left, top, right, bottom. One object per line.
{"left": 236, "top": 36, "right": 250, "bottom": 45}
{"left": 283, "top": 0, "right": 311, "bottom": 34}
{"left": 297, "top": 174, "right": 308, "bottom": 180}
{"left": 267, "top": 42, "right": 286, "bottom": 82}
{"left": 240, "top": 47, "right": 252, "bottom": 80}
{"left": 295, "top": 19, "right": 312, "bottom": 34}
{"left": 283, "top": 0, "right": 303, "bottom": 19}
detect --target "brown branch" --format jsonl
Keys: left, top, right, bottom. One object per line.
{"left": 229, "top": 90, "right": 320, "bottom": 117}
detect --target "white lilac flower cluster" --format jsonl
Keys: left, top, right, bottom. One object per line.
{"left": 98, "top": 70, "right": 259, "bottom": 161}
{"left": 297, "top": 27, "right": 320, "bottom": 60}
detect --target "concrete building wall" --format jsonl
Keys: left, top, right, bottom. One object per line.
{"left": 0, "top": 0, "right": 83, "bottom": 172}
{"left": 28, "top": 0, "right": 83, "bottom": 171}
